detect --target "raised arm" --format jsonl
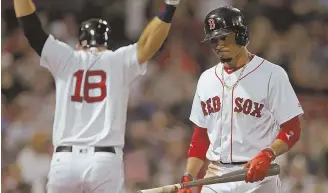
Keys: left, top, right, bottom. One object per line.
{"left": 14, "top": 0, "right": 48, "bottom": 56}
{"left": 14, "top": 0, "right": 75, "bottom": 76}
{"left": 136, "top": 0, "right": 180, "bottom": 64}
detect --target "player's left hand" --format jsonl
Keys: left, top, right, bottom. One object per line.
{"left": 177, "top": 174, "right": 193, "bottom": 193}
{"left": 243, "top": 148, "right": 275, "bottom": 183}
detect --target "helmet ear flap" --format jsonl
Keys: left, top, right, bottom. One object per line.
{"left": 79, "top": 31, "right": 89, "bottom": 47}
{"left": 235, "top": 27, "right": 249, "bottom": 46}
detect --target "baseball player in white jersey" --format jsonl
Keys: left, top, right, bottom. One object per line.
{"left": 14, "top": 0, "right": 181, "bottom": 193}
{"left": 178, "top": 6, "right": 304, "bottom": 193}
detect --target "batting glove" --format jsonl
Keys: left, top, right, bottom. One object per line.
{"left": 165, "top": 0, "right": 180, "bottom": 5}
{"left": 178, "top": 174, "right": 194, "bottom": 193}
{"left": 243, "top": 148, "right": 276, "bottom": 183}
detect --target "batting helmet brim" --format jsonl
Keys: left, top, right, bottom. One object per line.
{"left": 201, "top": 29, "right": 232, "bottom": 43}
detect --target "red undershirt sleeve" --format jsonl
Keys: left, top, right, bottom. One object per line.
{"left": 276, "top": 116, "right": 301, "bottom": 149}
{"left": 187, "top": 125, "right": 210, "bottom": 160}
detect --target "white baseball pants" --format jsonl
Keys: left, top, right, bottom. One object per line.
{"left": 201, "top": 162, "right": 281, "bottom": 193}
{"left": 46, "top": 145, "right": 124, "bottom": 193}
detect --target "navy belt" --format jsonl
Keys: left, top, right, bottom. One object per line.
{"left": 55, "top": 146, "right": 115, "bottom": 154}
{"left": 219, "top": 161, "right": 248, "bottom": 165}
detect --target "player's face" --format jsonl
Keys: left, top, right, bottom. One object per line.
{"left": 210, "top": 32, "right": 242, "bottom": 61}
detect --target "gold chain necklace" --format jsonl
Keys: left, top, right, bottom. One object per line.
{"left": 221, "top": 56, "right": 250, "bottom": 90}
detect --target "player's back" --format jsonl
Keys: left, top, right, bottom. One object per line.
{"left": 41, "top": 35, "right": 146, "bottom": 148}
{"left": 54, "top": 49, "right": 125, "bottom": 147}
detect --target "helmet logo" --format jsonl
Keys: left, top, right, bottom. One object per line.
{"left": 208, "top": 18, "right": 216, "bottom": 30}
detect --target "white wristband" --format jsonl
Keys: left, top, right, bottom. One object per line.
{"left": 165, "top": 0, "right": 180, "bottom": 5}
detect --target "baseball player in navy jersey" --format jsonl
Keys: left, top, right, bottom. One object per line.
{"left": 178, "top": 6, "right": 303, "bottom": 193}
{"left": 14, "top": 0, "right": 181, "bottom": 193}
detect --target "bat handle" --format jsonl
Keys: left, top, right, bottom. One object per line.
{"left": 137, "top": 184, "right": 182, "bottom": 193}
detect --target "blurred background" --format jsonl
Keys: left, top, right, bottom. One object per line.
{"left": 1, "top": 0, "right": 328, "bottom": 193}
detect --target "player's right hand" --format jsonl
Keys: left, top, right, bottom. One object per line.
{"left": 178, "top": 174, "right": 193, "bottom": 193}
{"left": 243, "top": 148, "right": 275, "bottom": 183}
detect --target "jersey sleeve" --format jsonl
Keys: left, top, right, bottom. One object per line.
{"left": 115, "top": 43, "right": 147, "bottom": 85}
{"left": 40, "top": 35, "right": 75, "bottom": 76}
{"left": 267, "top": 67, "right": 304, "bottom": 125}
{"left": 189, "top": 84, "right": 207, "bottom": 128}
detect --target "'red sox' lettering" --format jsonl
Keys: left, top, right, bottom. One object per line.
{"left": 201, "top": 96, "right": 221, "bottom": 116}
{"left": 234, "top": 97, "right": 264, "bottom": 117}
{"left": 201, "top": 96, "right": 264, "bottom": 118}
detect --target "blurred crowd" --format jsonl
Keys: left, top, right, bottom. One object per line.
{"left": 1, "top": 0, "right": 328, "bottom": 193}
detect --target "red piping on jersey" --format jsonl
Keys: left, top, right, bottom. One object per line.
{"left": 215, "top": 57, "right": 265, "bottom": 163}
{"left": 229, "top": 59, "right": 265, "bottom": 162}
{"left": 214, "top": 65, "right": 224, "bottom": 86}
{"left": 239, "top": 59, "right": 265, "bottom": 81}
{"left": 221, "top": 88, "right": 225, "bottom": 146}
{"left": 215, "top": 65, "right": 224, "bottom": 159}
{"left": 230, "top": 87, "right": 235, "bottom": 162}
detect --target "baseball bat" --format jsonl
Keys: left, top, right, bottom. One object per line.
{"left": 137, "top": 163, "right": 280, "bottom": 193}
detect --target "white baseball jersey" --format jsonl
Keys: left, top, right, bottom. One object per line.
{"left": 190, "top": 55, "right": 304, "bottom": 163}
{"left": 40, "top": 35, "right": 147, "bottom": 148}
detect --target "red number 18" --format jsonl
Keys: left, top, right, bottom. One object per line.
{"left": 71, "top": 70, "right": 107, "bottom": 103}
